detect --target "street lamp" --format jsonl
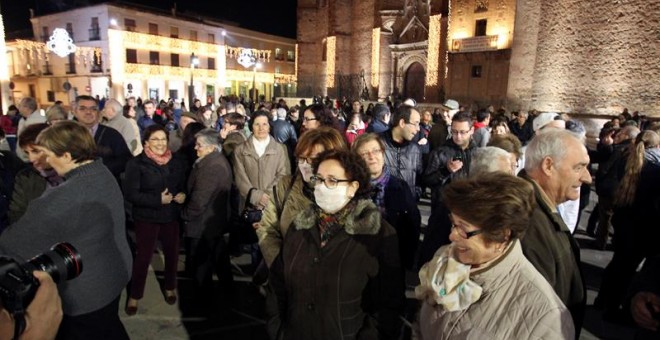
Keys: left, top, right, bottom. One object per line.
{"left": 188, "top": 52, "right": 199, "bottom": 110}
{"left": 252, "top": 62, "right": 261, "bottom": 104}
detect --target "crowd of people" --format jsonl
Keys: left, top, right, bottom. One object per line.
{"left": 0, "top": 93, "right": 658, "bottom": 340}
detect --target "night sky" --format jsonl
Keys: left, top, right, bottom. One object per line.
{"left": 1, "top": 0, "right": 297, "bottom": 39}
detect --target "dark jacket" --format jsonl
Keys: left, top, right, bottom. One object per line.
{"left": 596, "top": 140, "right": 631, "bottom": 198}
{"left": 0, "top": 160, "right": 132, "bottom": 316}
{"left": 366, "top": 119, "right": 389, "bottom": 134}
{"left": 380, "top": 131, "right": 423, "bottom": 199}
{"left": 422, "top": 139, "right": 477, "bottom": 210}
{"left": 182, "top": 151, "right": 233, "bottom": 239}
{"left": 8, "top": 167, "right": 47, "bottom": 224}
{"left": 94, "top": 124, "right": 132, "bottom": 181}
{"left": 509, "top": 119, "right": 534, "bottom": 145}
{"left": 0, "top": 151, "right": 27, "bottom": 229}
{"left": 379, "top": 175, "right": 421, "bottom": 270}
{"left": 428, "top": 121, "right": 448, "bottom": 151}
{"left": 271, "top": 119, "right": 298, "bottom": 145}
{"left": 519, "top": 171, "right": 586, "bottom": 333}
{"left": 123, "top": 153, "right": 187, "bottom": 224}
{"left": 271, "top": 199, "right": 405, "bottom": 340}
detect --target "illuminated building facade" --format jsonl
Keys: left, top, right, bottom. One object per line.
{"left": 5, "top": 3, "right": 297, "bottom": 108}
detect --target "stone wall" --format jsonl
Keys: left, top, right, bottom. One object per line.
{"left": 509, "top": 0, "right": 660, "bottom": 117}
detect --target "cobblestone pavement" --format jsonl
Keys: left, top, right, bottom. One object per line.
{"left": 121, "top": 189, "right": 636, "bottom": 339}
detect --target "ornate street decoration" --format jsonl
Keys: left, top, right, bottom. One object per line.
{"left": 237, "top": 50, "right": 256, "bottom": 68}
{"left": 47, "top": 28, "right": 77, "bottom": 57}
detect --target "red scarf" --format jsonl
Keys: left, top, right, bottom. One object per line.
{"left": 144, "top": 146, "right": 172, "bottom": 165}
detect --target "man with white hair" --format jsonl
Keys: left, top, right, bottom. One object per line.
{"left": 102, "top": 99, "right": 139, "bottom": 155}
{"left": 519, "top": 129, "right": 591, "bottom": 335}
{"left": 469, "top": 146, "right": 515, "bottom": 176}
{"left": 271, "top": 107, "right": 297, "bottom": 171}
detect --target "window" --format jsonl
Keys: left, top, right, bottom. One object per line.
{"left": 89, "top": 17, "right": 100, "bottom": 41}
{"left": 66, "top": 23, "right": 74, "bottom": 41}
{"left": 208, "top": 57, "right": 215, "bottom": 70}
{"left": 287, "top": 50, "right": 295, "bottom": 62}
{"left": 190, "top": 30, "right": 198, "bottom": 41}
{"left": 149, "top": 51, "right": 160, "bottom": 65}
{"left": 275, "top": 66, "right": 281, "bottom": 74}
{"left": 149, "top": 23, "right": 158, "bottom": 35}
{"left": 275, "top": 48, "right": 283, "bottom": 60}
{"left": 126, "top": 49, "right": 137, "bottom": 63}
{"left": 125, "top": 18, "right": 136, "bottom": 32}
{"left": 170, "top": 26, "right": 179, "bottom": 38}
{"left": 41, "top": 26, "right": 49, "bottom": 42}
{"left": 471, "top": 65, "right": 482, "bottom": 78}
{"left": 208, "top": 33, "right": 215, "bottom": 44}
{"left": 171, "top": 53, "right": 180, "bottom": 67}
{"left": 475, "top": 19, "right": 487, "bottom": 36}
{"left": 92, "top": 53, "right": 102, "bottom": 72}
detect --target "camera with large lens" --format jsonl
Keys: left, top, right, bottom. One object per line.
{"left": 0, "top": 243, "right": 82, "bottom": 325}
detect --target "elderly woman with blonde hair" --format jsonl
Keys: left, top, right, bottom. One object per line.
{"left": 415, "top": 173, "right": 574, "bottom": 339}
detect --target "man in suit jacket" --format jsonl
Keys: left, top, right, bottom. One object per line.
{"left": 72, "top": 95, "right": 132, "bottom": 181}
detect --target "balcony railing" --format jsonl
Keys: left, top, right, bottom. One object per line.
{"left": 451, "top": 35, "right": 499, "bottom": 53}
{"left": 89, "top": 27, "right": 101, "bottom": 41}
{"left": 65, "top": 63, "right": 76, "bottom": 74}
{"left": 42, "top": 65, "right": 53, "bottom": 75}
{"left": 91, "top": 64, "right": 103, "bottom": 73}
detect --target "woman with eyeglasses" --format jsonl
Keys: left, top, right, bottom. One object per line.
{"left": 415, "top": 173, "right": 574, "bottom": 339}
{"left": 352, "top": 133, "right": 421, "bottom": 270}
{"left": 301, "top": 103, "right": 341, "bottom": 133}
{"left": 123, "top": 124, "right": 187, "bottom": 315}
{"left": 270, "top": 149, "right": 405, "bottom": 339}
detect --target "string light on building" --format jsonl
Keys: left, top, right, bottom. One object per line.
{"left": 326, "top": 36, "right": 336, "bottom": 88}
{"left": 371, "top": 28, "right": 380, "bottom": 88}
{"left": 426, "top": 15, "right": 440, "bottom": 86}
{"left": 445, "top": 0, "right": 452, "bottom": 79}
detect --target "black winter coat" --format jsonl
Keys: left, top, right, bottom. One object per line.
{"left": 380, "top": 131, "right": 423, "bottom": 199}
{"left": 123, "top": 152, "right": 187, "bottom": 224}
{"left": 380, "top": 175, "right": 421, "bottom": 270}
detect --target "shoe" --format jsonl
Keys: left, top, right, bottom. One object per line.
{"left": 125, "top": 298, "right": 138, "bottom": 315}
{"left": 164, "top": 290, "right": 177, "bottom": 305}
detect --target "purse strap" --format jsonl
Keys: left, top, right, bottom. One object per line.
{"left": 246, "top": 187, "right": 258, "bottom": 207}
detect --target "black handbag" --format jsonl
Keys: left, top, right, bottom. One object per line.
{"left": 242, "top": 188, "right": 264, "bottom": 223}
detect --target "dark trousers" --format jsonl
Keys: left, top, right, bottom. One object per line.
{"left": 130, "top": 220, "right": 180, "bottom": 299}
{"left": 185, "top": 236, "right": 233, "bottom": 293}
{"left": 57, "top": 296, "right": 129, "bottom": 340}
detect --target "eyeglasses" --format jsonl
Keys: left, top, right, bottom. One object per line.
{"left": 451, "top": 129, "right": 471, "bottom": 136}
{"left": 148, "top": 138, "right": 168, "bottom": 143}
{"left": 303, "top": 117, "right": 317, "bottom": 122}
{"left": 449, "top": 215, "right": 483, "bottom": 239}
{"left": 297, "top": 156, "right": 316, "bottom": 165}
{"left": 78, "top": 106, "right": 98, "bottom": 112}
{"left": 310, "top": 175, "right": 351, "bottom": 189}
{"left": 406, "top": 122, "right": 421, "bottom": 128}
{"left": 358, "top": 148, "right": 383, "bottom": 158}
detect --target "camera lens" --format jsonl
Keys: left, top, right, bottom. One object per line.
{"left": 25, "top": 243, "right": 82, "bottom": 283}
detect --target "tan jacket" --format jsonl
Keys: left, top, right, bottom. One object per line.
{"left": 257, "top": 174, "right": 313, "bottom": 266}
{"left": 232, "top": 136, "right": 290, "bottom": 211}
{"left": 416, "top": 240, "right": 575, "bottom": 340}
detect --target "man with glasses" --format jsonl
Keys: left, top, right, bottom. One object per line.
{"left": 378, "top": 105, "right": 423, "bottom": 199}
{"left": 73, "top": 95, "right": 132, "bottom": 181}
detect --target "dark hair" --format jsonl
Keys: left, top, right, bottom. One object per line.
{"left": 36, "top": 121, "right": 96, "bottom": 163}
{"left": 181, "top": 122, "right": 206, "bottom": 148}
{"left": 249, "top": 110, "right": 271, "bottom": 132}
{"left": 295, "top": 126, "right": 348, "bottom": 158}
{"left": 304, "top": 104, "right": 339, "bottom": 129}
{"left": 225, "top": 112, "right": 246, "bottom": 130}
{"left": 443, "top": 172, "right": 535, "bottom": 244}
{"left": 142, "top": 124, "right": 169, "bottom": 144}
{"left": 451, "top": 111, "right": 473, "bottom": 126}
{"left": 390, "top": 105, "right": 416, "bottom": 127}
{"left": 313, "top": 149, "right": 372, "bottom": 200}
{"left": 476, "top": 109, "right": 490, "bottom": 123}
{"left": 74, "top": 95, "right": 97, "bottom": 106}
{"left": 18, "top": 123, "right": 50, "bottom": 148}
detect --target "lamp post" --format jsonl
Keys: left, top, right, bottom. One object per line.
{"left": 252, "top": 62, "right": 261, "bottom": 105}
{"left": 188, "top": 52, "right": 199, "bottom": 110}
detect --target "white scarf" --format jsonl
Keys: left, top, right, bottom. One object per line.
{"left": 252, "top": 135, "right": 270, "bottom": 158}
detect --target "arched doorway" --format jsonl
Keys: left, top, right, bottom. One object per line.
{"left": 404, "top": 62, "right": 425, "bottom": 102}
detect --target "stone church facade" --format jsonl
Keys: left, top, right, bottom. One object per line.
{"left": 297, "top": 0, "right": 659, "bottom": 116}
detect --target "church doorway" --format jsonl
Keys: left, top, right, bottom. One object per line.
{"left": 404, "top": 62, "right": 425, "bottom": 102}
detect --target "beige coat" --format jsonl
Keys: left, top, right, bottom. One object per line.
{"left": 416, "top": 240, "right": 574, "bottom": 340}
{"left": 232, "top": 135, "right": 290, "bottom": 211}
{"left": 257, "top": 174, "right": 312, "bottom": 266}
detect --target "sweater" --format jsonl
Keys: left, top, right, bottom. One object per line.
{"left": 0, "top": 159, "right": 132, "bottom": 316}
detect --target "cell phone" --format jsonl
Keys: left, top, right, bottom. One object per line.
{"left": 452, "top": 154, "right": 463, "bottom": 162}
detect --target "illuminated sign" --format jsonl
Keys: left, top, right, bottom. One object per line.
{"left": 47, "top": 28, "right": 77, "bottom": 57}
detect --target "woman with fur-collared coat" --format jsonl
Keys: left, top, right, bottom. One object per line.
{"left": 270, "top": 150, "right": 405, "bottom": 340}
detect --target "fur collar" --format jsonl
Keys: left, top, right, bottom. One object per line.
{"left": 294, "top": 199, "right": 382, "bottom": 235}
